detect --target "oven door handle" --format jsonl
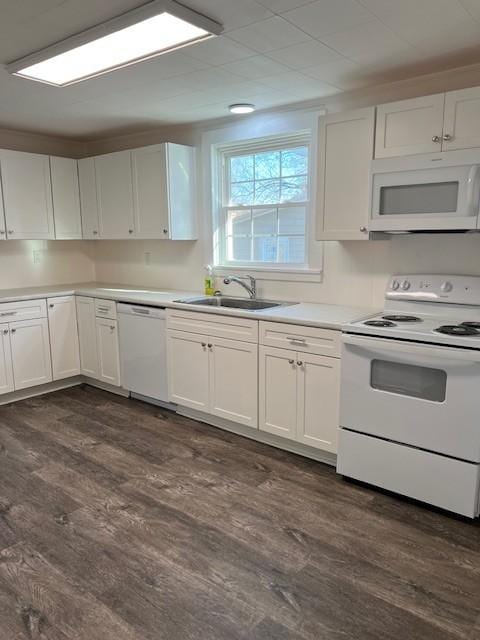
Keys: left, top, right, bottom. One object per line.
{"left": 342, "top": 333, "right": 480, "bottom": 363}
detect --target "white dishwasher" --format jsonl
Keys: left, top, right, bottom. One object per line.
{"left": 117, "top": 303, "right": 170, "bottom": 405}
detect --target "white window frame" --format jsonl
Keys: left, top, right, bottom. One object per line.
{"left": 218, "top": 134, "right": 310, "bottom": 270}
{"left": 202, "top": 109, "right": 324, "bottom": 283}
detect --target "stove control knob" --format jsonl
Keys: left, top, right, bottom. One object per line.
{"left": 401, "top": 280, "right": 411, "bottom": 290}
{"left": 391, "top": 279, "right": 400, "bottom": 291}
{"left": 441, "top": 281, "right": 453, "bottom": 293}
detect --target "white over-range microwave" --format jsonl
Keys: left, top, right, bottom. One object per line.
{"left": 370, "top": 149, "right": 480, "bottom": 232}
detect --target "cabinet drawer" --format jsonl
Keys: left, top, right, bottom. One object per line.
{"left": 0, "top": 298, "right": 47, "bottom": 323}
{"left": 94, "top": 298, "right": 117, "bottom": 320}
{"left": 167, "top": 309, "right": 258, "bottom": 343}
{"left": 259, "top": 321, "right": 341, "bottom": 357}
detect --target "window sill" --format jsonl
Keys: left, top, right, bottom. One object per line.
{"left": 214, "top": 265, "right": 322, "bottom": 283}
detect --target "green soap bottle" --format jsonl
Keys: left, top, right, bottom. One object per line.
{"left": 204, "top": 265, "right": 215, "bottom": 296}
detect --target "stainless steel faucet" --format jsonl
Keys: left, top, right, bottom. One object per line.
{"left": 223, "top": 275, "right": 257, "bottom": 299}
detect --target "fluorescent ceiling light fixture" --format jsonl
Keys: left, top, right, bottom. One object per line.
{"left": 7, "top": 0, "right": 222, "bottom": 86}
{"left": 229, "top": 103, "right": 256, "bottom": 114}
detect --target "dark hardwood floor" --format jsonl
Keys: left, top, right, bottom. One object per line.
{"left": 0, "top": 385, "right": 479, "bottom": 640}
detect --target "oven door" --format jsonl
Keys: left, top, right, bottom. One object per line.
{"left": 340, "top": 334, "right": 480, "bottom": 462}
{"left": 370, "top": 164, "right": 480, "bottom": 231}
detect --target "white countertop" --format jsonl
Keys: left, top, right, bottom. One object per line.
{"left": 0, "top": 282, "right": 374, "bottom": 330}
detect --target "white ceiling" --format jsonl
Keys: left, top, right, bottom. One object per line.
{"left": 1, "top": 0, "right": 480, "bottom": 139}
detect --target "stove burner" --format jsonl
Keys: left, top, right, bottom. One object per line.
{"left": 364, "top": 320, "right": 396, "bottom": 327}
{"left": 435, "top": 324, "right": 480, "bottom": 336}
{"left": 461, "top": 322, "right": 480, "bottom": 329}
{"left": 382, "top": 315, "right": 421, "bottom": 322}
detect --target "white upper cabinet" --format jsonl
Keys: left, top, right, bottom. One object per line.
{"left": 132, "top": 142, "right": 197, "bottom": 240}
{"left": 47, "top": 295, "right": 80, "bottom": 380}
{"left": 442, "top": 87, "right": 480, "bottom": 151}
{"left": 78, "top": 157, "right": 100, "bottom": 239}
{"left": 317, "top": 107, "right": 375, "bottom": 240}
{"left": 375, "top": 94, "right": 446, "bottom": 158}
{"left": 0, "top": 150, "right": 55, "bottom": 240}
{"left": 94, "top": 150, "right": 135, "bottom": 239}
{"left": 50, "top": 156, "right": 82, "bottom": 239}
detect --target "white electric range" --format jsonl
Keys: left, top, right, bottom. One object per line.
{"left": 337, "top": 274, "right": 480, "bottom": 518}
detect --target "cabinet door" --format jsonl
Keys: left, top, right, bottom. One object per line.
{"left": 375, "top": 94, "right": 445, "bottom": 158}
{"left": 50, "top": 157, "right": 82, "bottom": 239}
{"left": 47, "top": 296, "right": 80, "bottom": 380}
{"left": 0, "top": 150, "right": 54, "bottom": 239}
{"left": 95, "top": 317, "right": 120, "bottom": 386}
{"left": 317, "top": 107, "right": 374, "bottom": 240}
{"left": 95, "top": 151, "right": 135, "bottom": 239}
{"left": 259, "top": 345, "right": 297, "bottom": 440}
{"left": 443, "top": 87, "right": 480, "bottom": 151}
{"left": 167, "top": 329, "right": 209, "bottom": 411}
{"left": 132, "top": 144, "right": 169, "bottom": 239}
{"left": 10, "top": 318, "right": 52, "bottom": 390}
{"left": 0, "top": 177, "right": 6, "bottom": 241}
{"left": 166, "top": 143, "right": 197, "bottom": 240}
{"left": 297, "top": 353, "right": 340, "bottom": 453}
{"left": 0, "top": 327, "right": 14, "bottom": 395}
{"left": 76, "top": 296, "right": 99, "bottom": 378}
{"left": 209, "top": 336, "right": 258, "bottom": 428}
{"left": 78, "top": 157, "right": 100, "bottom": 239}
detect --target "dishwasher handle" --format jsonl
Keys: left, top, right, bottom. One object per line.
{"left": 117, "top": 303, "right": 166, "bottom": 319}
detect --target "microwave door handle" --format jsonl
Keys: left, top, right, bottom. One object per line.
{"left": 466, "top": 165, "right": 480, "bottom": 218}
{"left": 342, "top": 333, "right": 480, "bottom": 363}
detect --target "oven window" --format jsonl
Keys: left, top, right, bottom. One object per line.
{"left": 379, "top": 182, "right": 459, "bottom": 215}
{"left": 371, "top": 359, "right": 447, "bottom": 402}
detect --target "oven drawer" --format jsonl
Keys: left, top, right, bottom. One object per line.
{"left": 94, "top": 298, "right": 117, "bottom": 320}
{"left": 259, "top": 321, "right": 341, "bottom": 357}
{"left": 0, "top": 298, "right": 47, "bottom": 323}
{"left": 337, "top": 429, "right": 480, "bottom": 518}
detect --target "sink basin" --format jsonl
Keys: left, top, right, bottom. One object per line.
{"left": 175, "top": 296, "right": 292, "bottom": 311}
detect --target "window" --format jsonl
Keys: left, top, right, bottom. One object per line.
{"left": 216, "top": 136, "right": 310, "bottom": 268}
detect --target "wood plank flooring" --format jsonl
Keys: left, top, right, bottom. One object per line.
{"left": 0, "top": 385, "right": 479, "bottom": 640}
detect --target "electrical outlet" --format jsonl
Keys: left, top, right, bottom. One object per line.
{"left": 33, "top": 250, "right": 41, "bottom": 264}
{"left": 144, "top": 252, "right": 151, "bottom": 266}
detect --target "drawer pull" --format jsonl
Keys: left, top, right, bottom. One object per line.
{"left": 288, "top": 359, "right": 295, "bottom": 365}
{"left": 288, "top": 336, "right": 307, "bottom": 343}
{"left": 0, "top": 311, "right": 16, "bottom": 317}
{"left": 297, "top": 360, "right": 303, "bottom": 367}
{"left": 3, "top": 329, "right": 8, "bottom": 335}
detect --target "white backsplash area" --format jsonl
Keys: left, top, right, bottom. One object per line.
{"left": 0, "top": 240, "right": 95, "bottom": 290}
{"left": 92, "top": 233, "right": 480, "bottom": 309}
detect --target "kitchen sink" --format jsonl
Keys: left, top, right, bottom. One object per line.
{"left": 174, "top": 296, "right": 293, "bottom": 311}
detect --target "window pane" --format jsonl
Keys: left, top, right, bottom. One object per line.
{"left": 228, "top": 236, "right": 251, "bottom": 261}
{"left": 230, "top": 154, "right": 254, "bottom": 183}
{"left": 281, "top": 147, "right": 307, "bottom": 177}
{"left": 278, "top": 236, "right": 305, "bottom": 263}
{"left": 254, "top": 179, "right": 280, "bottom": 205}
{"left": 230, "top": 181, "right": 254, "bottom": 206}
{"left": 255, "top": 151, "right": 280, "bottom": 180}
{"left": 280, "top": 175, "right": 307, "bottom": 203}
{"left": 227, "top": 209, "right": 251, "bottom": 236}
{"left": 253, "top": 208, "right": 277, "bottom": 236}
{"left": 278, "top": 206, "right": 305, "bottom": 235}
{"left": 253, "top": 236, "right": 277, "bottom": 262}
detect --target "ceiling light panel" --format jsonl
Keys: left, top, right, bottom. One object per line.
{"left": 7, "top": 0, "right": 222, "bottom": 86}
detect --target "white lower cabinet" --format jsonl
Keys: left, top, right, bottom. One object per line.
{"left": 259, "top": 344, "right": 341, "bottom": 453}
{"left": 167, "top": 328, "right": 258, "bottom": 428}
{"left": 167, "top": 330, "right": 209, "bottom": 411}
{"left": 9, "top": 318, "right": 52, "bottom": 390}
{"left": 76, "top": 296, "right": 99, "bottom": 378}
{"left": 0, "top": 328, "right": 14, "bottom": 394}
{"left": 95, "top": 317, "right": 121, "bottom": 386}
{"left": 47, "top": 296, "right": 80, "bottom": 380}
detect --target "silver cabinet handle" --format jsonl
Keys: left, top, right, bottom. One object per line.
{"left": 110, "top": 325, "right": 115, "bottom": 331}
{"left": 163, "top": 228, "right": 168, "bottom": 234}
{"left": 288, "top": 359, "right": 295, "bottom": 365}
{"left": 0, "top": 312, "right": 15, "bottom": 317}
{"left": 297, "top": 360, "right": 303, "bottom": 366}
{"left": 432, "top": 135, "right": 441, "bottom": 143}
{"left": 287, "top": 336, "right": 306, "bottom": 343}
{"left": 360, "top": 226, "right": 367, "bottom": 233}
{"left": 443, "top": 134, "right": 452, "bottom": 141}
{"left": 10, "top": 328, "right": 16, "bottom": 333}
{"left": 128, "top": 229, "right": 134, "bottom": 234}
{"left": 7, "top": 230, "right": 13, "bottom": 234}
{"left": 201, "top": 342, "right": 206, "bottom": 347}
{"left": 92, "top": 230, "right": 98, "bottom": 235}
{"left": 3, "top": 329, "right": 8, "bottom": 335}
{"left": 0, "top": 230, "right": 5, "bottom": 235}
{"left": 49, "top": 304, "right": 54, "bottom": 308}
{"left": 207, "top": 343, "right": 213, "bottom": 348}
